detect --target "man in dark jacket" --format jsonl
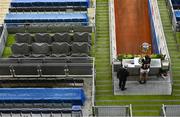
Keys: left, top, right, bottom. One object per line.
{"left": 117, "top": 65, "right": 129, "bottom": 91}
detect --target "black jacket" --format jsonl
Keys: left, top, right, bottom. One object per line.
{"left": 117, "top": 67, "right": 129, "bottom": 80}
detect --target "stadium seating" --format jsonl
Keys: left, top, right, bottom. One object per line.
{"left": 175, "top": 10, "right": 180, "bottom": 21}
{"left": 0, "top": 88, "right": 86, "bottom": 105}
{"left": 53, "top": 33, "right": 72, "bottom": 44}
{"left": 73, "top": 32, "right": 91, "bottom": 44}
{"left": 13, "top": 64, "right": 40, "bottom": 77}
{"left": 34, "top": 33, "right": 52, "bottom": 44}
{"left": 51, "top": 42, "right": 71, "bottom": 57}
{"left": 171, "top": 0, "right": 180, "bottom": 9}
{"left": 10, "top": 0, "right": 89, "bottom": 8}
{"left": 0, "top": 58, "right": 93, "bottom": 78}
{"left": 11, "top": 43, "right": 30, "bottom": 58}
{"left": 31, "top": 43, "right": 50, "bottom": 57}
{"left": 15, "top": 33, "right": 33, "bottom": 44}
{"left": 40, "top": 63, "right": 67, "bottom": 77}
{"left": 11, "top": 32, "right": 92, "bottom": 57}
{"left": 71, "top": 42, "right": 90, "bottom": 57}
{"left": 5, "top": 13, "right": 88, "bottom": 24}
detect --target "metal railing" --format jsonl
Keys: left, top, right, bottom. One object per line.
{"left": 93, "top": 105, "right": 132, "bottom": 117}
{"left": 0, "top": 24, "right": 8, "bottom": 57}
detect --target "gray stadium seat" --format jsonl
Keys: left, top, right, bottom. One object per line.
{"left": 73, "top": 26, "right": 92, "bottom": 33}
{"left": 11, "top": 43, "right": 30, "bottom": 57}
{"left": 12, "top": 64, "right": 40, "bottom": 77}
{"left": 71, "top": 53, "right": 89, "bottom": 57}
{"left": 68, "top": 63, "right": 92, "bottom": 75}
{"left": 51, "top": 42, "right": 70, "bottom": 57}
{"left": 34, "top": 33, "right": 52, "bottom": 44}
{"left": 53, "top": 33, "right": 71, "bottom": 44}
{"left": 40, "top": 63, "right": 66, "bottom": 77}
{"left": 44, "top": 58, "right": 67, "bottom": 63}
{"left": 15, "top": 33, "right": 33, "bottom": 44}
{"left": 31, "top": 43, "right": 50, "bottom": 57}
{"left": 21, "top": 58, "right": 43, "bottom": 63}
{"left": 0, "top": 58, "right": 20, "bottom": 63}
{"left": 71, "top": 42, "right": 90, "bottom": 57}
{"left": 73, "top": 32, "right": 91, "bottom": 44}
{"left": 69, "top": 57, "right": 91, "bottom": 63}
{"left": 0, "top": 64, "right": 13, "bottom": 77}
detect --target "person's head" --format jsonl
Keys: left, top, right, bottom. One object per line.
{"left": 145, "top": 55, "right": 150, "bottom": 60}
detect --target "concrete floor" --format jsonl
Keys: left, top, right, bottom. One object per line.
{"left": 113, "top": 72, "right": 172, "bottom": 95}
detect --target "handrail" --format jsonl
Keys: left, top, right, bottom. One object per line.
{"left": 92, "top": 57, "right": 95, "bottom": 107}
{"left": 0, "top": 24, "right": 8, "bottom": 57}
{"left": 162, "top": 104, "right": 167, "bottom": 117}
{"left": 129, "top": 104, "right": 133, "bottom": 117}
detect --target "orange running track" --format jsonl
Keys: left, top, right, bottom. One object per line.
{"left": 114, "top": 0, "right": 152, "bottom": 55}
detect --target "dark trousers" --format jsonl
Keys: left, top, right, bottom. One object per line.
{"left": 119, "top": 79, "right": 126, "bottom": 89}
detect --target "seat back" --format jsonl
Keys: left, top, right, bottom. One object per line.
{"left": 41, "top": 63, "right": 66, "bottom": 76}
{"left": 53, "top": 33, "right": 71, "bottom": 44}
{"left": 71, "top": 42, "right": 90, "bottom": 54}
{"left": 15, "top": 33, "right": 33, "bottom": 44}
{"left": 11, "top": 43, "right": 30, "bottom": 55}
{"left": 51, "top": 42, "right": 70, "bottom": 54}
{"left": 68, "top": 63, "right": 92, "bottom": 75}
{"left": 73, "top": 32, "right": 91, "bottom": 44}
{"left": 34, "top": 33, "right": 52, "bottom": 44}
{"left": 31, "top": 43, "right": 50, "bottom": 55}
{"left": 13, "top": 64, "right": 40, "bottom": 77}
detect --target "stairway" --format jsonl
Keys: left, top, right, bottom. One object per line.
{"left": 95, "top": 0, "right": 113, "bottom": 98}
{"left": 0, "top": 0, "right": 11, "bottom": 24}
{"left": 95, "top": 0, "right": 180, "bottom": 116}
{"left": 157, "top": 0, "right": 180, "bottom": 95}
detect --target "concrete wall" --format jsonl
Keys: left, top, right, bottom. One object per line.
{"left": 148, "top": 0, "right": 170, "bottom": 59}
{"left": 109, "top": 0, "right": 117, "bottom": 63}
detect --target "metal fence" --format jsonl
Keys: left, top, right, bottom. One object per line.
{"left": 0, "top": 24, "right": 8, "bottom": 57}
{"left": 161, "top": 104, "right": 180, "bottom": 117}
{"left": 93, "top": 105, "right": 132, "bottom": 117}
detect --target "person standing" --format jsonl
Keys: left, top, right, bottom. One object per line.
{"left": 117, "top": 65, "right": 129, "bottom": 91}
{"left": 139, "top": 55, "right": 151, "bottom": 84}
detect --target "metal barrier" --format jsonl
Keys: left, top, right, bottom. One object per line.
{"left": 0, "top": 24, "right": 8, "bottom": 57}
{"left": 93, "top": 105, "right": 132, "bottom": 117}
{"left": 0, "top": 108, "right": 83, "bottom": 117}
{"left": 161, "top": 104, "right": 180, "bottom": 117}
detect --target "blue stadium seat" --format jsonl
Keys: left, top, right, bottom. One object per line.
{"left": 4, "top": 13, "right": 88, "bottom": 24}
{"left": 11, "top": 0, "right": 90, "bottom": 8}
{"left": 0, "top": 88, "right": 86, "bottom": 105}
{"left": 175, "top": 10, "right": 180, "bottom": 21}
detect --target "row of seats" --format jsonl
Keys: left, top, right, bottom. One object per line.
{"left": 0, "top": 62, "right": 92, "bottom": 77}
{"left": 0, "top": 88, "right": 86, "bottom": 105}
{"left": 11, "top": 0, "right": 90, "bottom": 8}
{"left": 15, "top": 32, "right": 91, "bottom": 44}
{"left": 172, "top": 0, "right": 180, "bottom": 5}
{"left": 0, "top": 57, "right": 92, "bottom": 64}
{"left": 11, "top": 42, "right": 90, "bottom": 58}
{"left": 9, "top": 7, "right": 87, "bottom": 12}
{"left": 7, "top": 25, "right": 92, "bottom": 33}
{"left": 5, "top": 13, "right": 88, "bottom": 24}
